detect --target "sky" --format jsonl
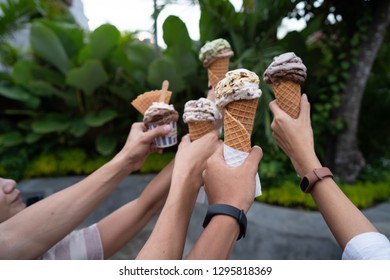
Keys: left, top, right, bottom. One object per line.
{"left": 80, "top": 0, "right": 306, "bottom": 46}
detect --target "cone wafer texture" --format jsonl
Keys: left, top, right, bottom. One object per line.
{"left": 188, "top": 121, "right": 214, "bottom": 141}
{"left": 226, "top": 98, "right": 258, "bottom": 135}
{"left": 131, "top": 90, "right": 172, "bottom": 115}
{"left": 215, "top": 69, "right": 261, "bottom": 153}
{"left": 208, "top": 57, "right": 230, "bottom": 89}
{"left": 224, "top": 109, "right": 251, "bottom": 152}
{"left": 272, "top": 81, "right": 301, "bottom": 118}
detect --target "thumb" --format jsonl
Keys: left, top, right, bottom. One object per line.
{"left": 269, "top": 99, "right": 288, "bottom": 118}
{"left": 143, "top": 124, "right": 171, "bottom": 142}
{"left": 243, "top": 146, "right": 263, "bottom": 173}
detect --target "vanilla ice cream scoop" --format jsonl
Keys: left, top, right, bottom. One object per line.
{"left": 215, "top": 68, "right": 262, "bottom": 109}
{"left": 263, "top": 52, "right": 307, "bottom": 85}
{"left": 183, "top": 98, "right": 221, "bottom": 123}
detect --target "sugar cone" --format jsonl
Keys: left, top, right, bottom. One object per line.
{"left": 131, "top": 90, "right": 172, "bottom": 115}
{"left": 272, "top": 80, "right": 301, "bottom": 119}
{"left": 223, "top": 109, "right": 251, "bottom": 152}
{"left": 225, "top": 98, "right": 258, "bottom": 135}
{"left": 188, "top": 121, "right": 214, "bottom": 141}
{"left": 208, "top": 57, "right": 229, "bottom": 89}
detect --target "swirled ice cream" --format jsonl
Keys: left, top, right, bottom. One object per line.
{"left": 263, "top": 52, "right": 307, "bottom": 85}
{"left": 183, "top": 98, "right": 221, "bottom": 123}
{"left": 143, "top": 102, "right": 179, "bottom": 126}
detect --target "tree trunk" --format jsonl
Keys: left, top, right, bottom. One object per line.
{"left": 330, "top": 1, "right": 390, "bottom": 183}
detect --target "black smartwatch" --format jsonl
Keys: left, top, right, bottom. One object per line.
{"left": 202, "top": 204, "right": 247, "bottom": 240}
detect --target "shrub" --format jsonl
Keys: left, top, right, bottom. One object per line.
{"left": 140, "top": 152, "right": 175, "bottom": 173}
{"left": 23, "top": 148, "right": 110, "bottom": 178}
{"left": 257, "top": 174, "right": 390, "bottom": 210}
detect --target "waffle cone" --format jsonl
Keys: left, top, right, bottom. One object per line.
{"left": 131, "top": 90, "right": 172, "bottom": 115}
{"left": 188, "top": 121, "right": 214, "bottom": 141}
{"left": 208, "top": 57, "right": 230, "bottom": 89}
{"left": 272, "top": 81, "right": 301, "bottom": 119}
{"left": 225, "top": 98, "right": 258, "bottom": 135}
{"left": 223, "top": 109, "right": 251, "bottom": 152}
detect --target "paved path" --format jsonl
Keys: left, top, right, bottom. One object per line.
{"left": 18, "top": 175, "right": 390, "bottom": 260}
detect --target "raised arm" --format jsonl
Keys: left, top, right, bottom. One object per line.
{"left": 186, "top": 144, "right": 262, "bottom": 259}
{"left": 136, "top": 132, "right": 219, "bottom": 259}
{"left": 97, "top": 159, "right": 174, "bottom": 259}
{"left": 269, "top": 94, "right": 378, "bottom": 249}
{"left": 0, "top": 123, "right": 171, "bottom": 259}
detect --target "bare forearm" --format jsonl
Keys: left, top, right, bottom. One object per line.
{"left": 136, "top": 175, "right": 199, "bottom": 260}
{"left": 98, "top": 199, "right": 158, "bottom": 259}
{"left": 99, "top": 160, "right": 174, "bottom": 259}
{"left": 186, "top": 215, "right": 240, "bottom": 259}
{"left": 311, "top": 178, "right": 378, "bottom": 249}
{"left": 138, "top": 159, "right": 174, "bottom": 210}
{"left": 0, "top": 156, "right": 132, "bottom": 259}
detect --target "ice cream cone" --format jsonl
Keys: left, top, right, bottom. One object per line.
{"left": 223, "top": 109, "right": 251, "bottom": 152}
{"left": 225, "top": 98, "right": 258, "bottom": 135}
{"left": 131, "top": 90, "right": 172, "bottom": 115}
{"left": 272, "top": 80, "right": 301, "bottom": 119}
{"left": 188, "top": 121, "right": 214, "bottom": 141}
{"left": 208, "top": 57, "right": 230, "bottom": 89}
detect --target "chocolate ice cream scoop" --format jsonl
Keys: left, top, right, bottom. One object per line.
{"left": 263, "top": 52, "right": 307, "bottom": 85}
{"left": 143, "top": 102, "right": 179, "bottom": 126}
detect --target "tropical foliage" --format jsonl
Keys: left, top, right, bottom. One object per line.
{"left": 0, "top": 2, "right": 206, "bottom": 179}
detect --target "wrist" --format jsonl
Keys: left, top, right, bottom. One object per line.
{"left": 203, "top": 204, "right": 247, "bottom": 240}
{"left": 209, "top": 199, "right": 252, "bottom": 214}
{"left": 174, "top": 168, "right": 202, "bottom": 189}
{"left": 112, "top": 151, "right": 137, "bottom": 174}
{"left": 294, "top": 154, "right": 322, "bottom": 178}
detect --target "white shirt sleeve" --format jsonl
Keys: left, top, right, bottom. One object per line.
{"left": 41, "top": 223, "right": 104, "bottom": 260}
{"left": 342, "top": 232, "right": 390, "bottom": 260}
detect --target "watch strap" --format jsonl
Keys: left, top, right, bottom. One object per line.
{"left": 203, "top": 204, "right": 247, "bottom": 240}
{"left": 300, "top": 167, "right": 333, "bottom": 193}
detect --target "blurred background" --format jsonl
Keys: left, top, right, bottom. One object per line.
{"left": 1, "top": 0, "right": 390, "bottom": 211}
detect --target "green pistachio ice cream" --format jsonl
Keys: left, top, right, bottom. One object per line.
{"left": 199, "top": 38, "right": 234, "bottom": 67}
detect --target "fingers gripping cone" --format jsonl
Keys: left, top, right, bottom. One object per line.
{"left": 272, "top": 80, "right": 301, "bottom": 119}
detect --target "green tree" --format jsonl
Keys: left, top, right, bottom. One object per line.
{"left": 151, "top": 0, "right": 198, "bottom": 52}
{"left": 297, "top": 0, "right": 390, "bottom": 183}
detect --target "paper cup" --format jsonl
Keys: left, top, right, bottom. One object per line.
{"left": 148, "top": 121, "right": 177, "bottom": 148}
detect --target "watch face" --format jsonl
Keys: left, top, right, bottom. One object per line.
{"left": 300, "top": 177, "right": 309, "bottom": 192}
